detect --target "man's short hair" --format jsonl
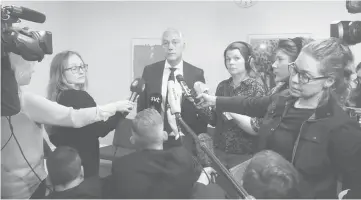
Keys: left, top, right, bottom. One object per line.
{"left": 242, "top": 150, "right": 300, "bottom": 199}
{"left": 131, "top": 108, "right": 164, "bottom": 142}
{"left": 46, "top": 146, "right": 82, "bottom": 186}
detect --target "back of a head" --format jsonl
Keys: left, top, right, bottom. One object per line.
{"left": 242, "top": 150, "right": 300, "bottom": 199}
{"left": 131, "top": 108, "right": 164, "bottom": 146}
{"left": 277, "top": 37, "right": 314, "bottom": 62}
{"left": 46, "top": 146, "right": 82, "bottom": 186}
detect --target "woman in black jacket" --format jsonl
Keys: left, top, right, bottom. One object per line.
{"left": 46, "top": 50, "right": 134, "bottom": 178}
{"left": 197, "top": 38, "right": 361, "bottom": 199}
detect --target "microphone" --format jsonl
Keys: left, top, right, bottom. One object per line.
{"left": 129, "top": 78, "right": 145, "bottom": 102}
{"left": 194, "top": 81, "right": 209, "bottom": 95}
{"left": 175, "top": 74, "right": 200, "bottom": 104}
{"left": 194, "top": 81, "right": 231, "bottom": 121}
{"left": 6, "top": 5, "right": 46, "bottom": 23}
{"left": 149, "top": 93, "right": 162, "bottom": 114}
{"left": 196, "top": 133, "right": 214, "bottom": 167}
{"left": 167, "top": 80, "right": 182, "bottom": 114}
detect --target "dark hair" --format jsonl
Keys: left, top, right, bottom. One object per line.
{"left": 223, "top": 41, "right": 256, "bottom": 77}
{"left": 277, "top": 37, "right": 314, "bottom": 62}
{"left": 242, "top": 150, "right": 300, "bottom": 199}
{"left": 46, "top": 146, "right": 82, "bottom": 185}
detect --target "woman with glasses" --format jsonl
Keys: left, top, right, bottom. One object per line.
{"left": 46, "top": 51, "right": 133, "bottom": 178}
{"left": 196, "top": 38, "right": 361, "bottom": 199}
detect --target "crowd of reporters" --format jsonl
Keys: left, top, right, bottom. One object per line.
{"left": 2, "top": 25, "right": 361, "bottom": 199}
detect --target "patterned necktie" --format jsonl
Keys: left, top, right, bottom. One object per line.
{"left": 164, "top": 68, "right": 177, "bottom": 134}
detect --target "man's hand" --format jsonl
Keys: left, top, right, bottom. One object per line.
{"left": 196, "top": 93, "right": 216, "bottom": 108}
{"left": 197, "top": 167, "right": 217, "bottom": 185}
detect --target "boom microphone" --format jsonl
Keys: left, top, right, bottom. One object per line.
{"left": 149, "top": 93, "right": 162, "bottom": 114}
{"left": 129, "top": 78, "right": 145, "bottom": 102}
{"left": 196, "top": 133, "right": 214, "bottom": 167}
{"left": 5, "top": 5, "right": 46, "bottom": 23}
{"left": 176, "top": 74, "right": 200, "bottom": 104}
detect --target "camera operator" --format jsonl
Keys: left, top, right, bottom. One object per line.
{"left": 1, "top": 6, "right": 134, "bottom": 199}
{"left": 1, "top": 52, "right": 134, "bottom": 199}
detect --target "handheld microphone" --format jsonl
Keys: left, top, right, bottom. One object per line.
{"left": 167, "top": 80, "right": 182, "bottom": 114}
{"left": 196, "top": 133, "right": 214, "bottom": 167}
{"left": 129, "top": 78, "right": 145, "bottom": 102}
{"left": 194, "top": 81, "right": 209, "bottom": 95}
{"left": 6, "top": 5, "right": 46, "bottom": 23}
{"left": 175, "top": 74, "right": 200, "bottom": 104}
{"left": 149, "top": 93, "right": 162, "bottom": 114}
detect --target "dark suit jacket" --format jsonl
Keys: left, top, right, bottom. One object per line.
{"left": 137, "top": 60, "right": 208, "bottom": 134}
{"left": 104, "top": 147, "right": 199, "bottom": 199}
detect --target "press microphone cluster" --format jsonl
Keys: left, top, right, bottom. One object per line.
{"left": 167, "top": 82, "right": 252, "bottom": 199}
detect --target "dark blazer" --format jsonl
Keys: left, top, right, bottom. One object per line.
{"left": 47, "top": 176, "right": 102, "bottom": 199}
{"left": 104, "top": 147, "right": 199, "bottom": 199}
{"left": 137, "top": 60, "right": 208, "bottom": 135}
{"left": 216, "top": 91, "right": 361, "bottom": 199}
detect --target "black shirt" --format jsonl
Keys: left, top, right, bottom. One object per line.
{"left": 49, "top": 89, "right": 124, "bottom": 178}
{"left": 268, "top": 104, "right": 315, "bottom": 161}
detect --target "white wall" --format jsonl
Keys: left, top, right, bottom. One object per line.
{"left": 3, "top": 1, "right": 361, "bottom": 145}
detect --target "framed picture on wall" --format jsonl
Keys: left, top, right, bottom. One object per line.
{"left": 131, "top": 38, "right": 165, "bottom": 80}
{"left": 247, "top": 33, "right": 312, "bottom": 93}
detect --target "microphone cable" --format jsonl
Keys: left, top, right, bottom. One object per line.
{"left": 2, "top": 116, "right": 54, "bottom": 193}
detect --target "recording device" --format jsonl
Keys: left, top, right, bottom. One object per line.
{"left": 149, "top": 93, "right": 162, "bottom": 113}
{"left": 1, "top": 5, "right": 53, "bottom": 61}
{"left": 167, "top": 84, "right": 253, "bottom": 199}
{"left": 194, "top": 81, "right": 209, "bottom": 95}
{"left": 176, "top": 74, "right": 201, "bottom": 104}
{"left": 346, "top": 0, "right": 361, "bottom": 13}
{"left": 129, "top": 78, "right": 145, "bottom": 102}
{"left": 331, "top": 20, "right": 361, "bottom": 45}
{"left": 1, "top": 5, "right": 53, "bottom": 117}
{"left": 193, "top": 81, "right": 231, "bottom": 121}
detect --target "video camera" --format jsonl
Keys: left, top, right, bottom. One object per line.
{"left": 1, "top": 5, "right": 53, "bottom": 62}
{"left": 330, "top": 1, "right": 361, "bottom": 45}
{"left": 1, "top": 5, "right": 53, "bottom": 116}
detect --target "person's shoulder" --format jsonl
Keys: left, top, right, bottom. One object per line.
{"left": 183, "top": 61, "right": 204, "bottom": 73}
{"left": 58, "top": 89, "right": 93, "bottom": 102}
{"left": 112, "top": 151, "right": 140, "bottom": 167}
{"left": 145, "top": 60, "right": 166, "bottom": 69}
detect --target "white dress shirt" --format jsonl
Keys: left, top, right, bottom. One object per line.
{"left": 161, "top": 60, "right": 183, "bottom": 119}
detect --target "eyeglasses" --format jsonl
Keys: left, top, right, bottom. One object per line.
{"left": 288, "top": 62, "right": 328, "bottom": 84}
{"left": 64, "top": 64, "right": 88, "bottom": 74}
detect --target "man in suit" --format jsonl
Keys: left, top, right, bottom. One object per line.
{"left": 137, "top": 28, "right": 208, "bottom": 151}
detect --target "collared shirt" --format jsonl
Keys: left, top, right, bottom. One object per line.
{"left": 161, "top": 60, "right": 183, "bottom": 119}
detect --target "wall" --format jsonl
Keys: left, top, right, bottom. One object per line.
{"left": 3, "top": 1, "right": 361, "bottom": 145}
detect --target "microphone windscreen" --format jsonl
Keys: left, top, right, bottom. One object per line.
{"left": 130, "top": 78, "right": 145, "bottom": 94}
{"left": 193, "top": 81, "right": 209, "bottom": 95}
{"left": 149, "top": 93, "right": 162, "bottom": 113}
{"left": 196, "top": 133, "right": 214, "bottom": 167}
